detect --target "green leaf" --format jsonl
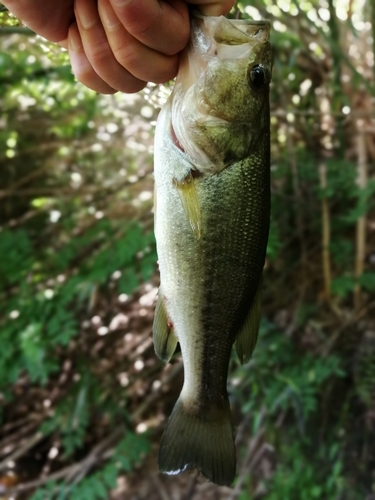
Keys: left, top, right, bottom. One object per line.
{"left": 0, "top": 230, "right": 33, "bottom": 287}
{"left": 102, "top": 463, "right": 118, "bottom": 488}
{"left": 118, "top": 268, "right": 139, "bottom": 294}
{"left": 359, "top": 271, "right": 375, "bottom": 292}
{"left": 331, "top": 275, "right": 355, "bottom": 298}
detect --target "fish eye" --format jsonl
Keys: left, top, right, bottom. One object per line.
{"left": 248, "top": 64, "right": 269, "bottom": 90}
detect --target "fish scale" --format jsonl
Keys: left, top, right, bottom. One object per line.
{"left": 153, "top": 14, "right": 272, "bottom": 486}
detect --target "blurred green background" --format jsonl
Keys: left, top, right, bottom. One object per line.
{"left": 0, "top": 0, "right": 374, "bottom": 498}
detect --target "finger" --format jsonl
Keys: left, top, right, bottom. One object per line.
{"left": 74, "top": 0, "right": 146, "bottom": 93}
{"left": 2, "top": 0, "right": 74, "bottom": 42}
{"left": 189, "top": 0, "right": 236, "bottom": 16}
{"left": 68, "top": 22, "right": 117, "bottom": 94}
{"left": 58, "top": 38, "right": 68, "bottom": 50}
{"left": 99, "top": 0, "right": 180, "bottom": 84}
{"left": 108, "top": 0, "right": 189, "bottom": 56}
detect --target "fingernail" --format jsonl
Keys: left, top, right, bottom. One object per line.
{"left": 100, "top": 5, "right": 121, "bottom": 30}
{"left": 110, "top": 0, "right": 132, "bottom": 7}
{"left": 69, "top": 51, "right": 92, "bottom": 76}
{"left": 68, "top": 27, "right": 82, "bottom": 52}
{"left": 77, "top": 4, "right": 97, "bottom": 30}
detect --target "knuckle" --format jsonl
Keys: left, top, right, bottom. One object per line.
{"left": 112, "top": 42, "right": 138, "bottom": 70}
{"left": 113, "top": 45, "right": 173, "bottom": 85}
{"left": 120, "top": 7, "right": 160, "bottom": 38}
{"left": 164, "top": 28, "right": 190, "bottom": 57}
{"left": 88, "top": 40, "right": 111, "bottom": 64}
{"left": 74, "top": 69, "right": 93, "bottom": 87}
{"left": 74, "top": 69, "right": 115, "bottom": 94}
{"left": 121, "top": 81, "right": 147, "bottom": 94}
{"left": 151, "top": 63, "right": 178, "bottom": 84}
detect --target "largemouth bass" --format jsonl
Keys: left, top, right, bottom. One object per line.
{"left": 153, "top": 14, "right": 272, "bottom": 486}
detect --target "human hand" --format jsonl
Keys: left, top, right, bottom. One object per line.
{"left": 69, "top": 0, "right": 235, "bottom": 94}
{"left": 2, "top": 0, "right": 235, "bottom": 94}
{"left": 1, "top": 0, "right": 74, "bottom": 42}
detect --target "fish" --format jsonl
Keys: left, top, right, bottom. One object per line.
{"left": 152, "top": 13, "right": 272, "bottom": 486}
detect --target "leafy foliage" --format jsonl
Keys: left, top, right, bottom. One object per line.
{"left": 265, "top": 441, "right": 344, "bottom": 500}
{"left": 0, "top": 224, "right": 156, "bottom": 389}
{"left": 233, "top": 324, "right": 341, "bottom": 462}
{"left": 231, "top": 319, "right": 358, "bottom": 498}
{"left": 29, "top": 432, "right": 150, "bottom": 500}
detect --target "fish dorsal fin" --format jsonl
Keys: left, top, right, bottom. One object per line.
{"left": 153, "top": 294, "right": 178, "bottom": 362}
{"left": 173, "top": 171, "right": 201, "bottom": 240}
{"left": 235, "top": 278, "right": 262, "bottom": 365}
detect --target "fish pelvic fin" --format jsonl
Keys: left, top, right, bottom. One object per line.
{"left": 235, "top": 277, "right": 262, "bottom": 365}
{"left": 158, "top": 397, "right": 236, "bottom": 486}
{"left": 153, "top": 294, "right": 178, "bottom": 362}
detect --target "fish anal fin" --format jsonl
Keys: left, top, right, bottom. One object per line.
{"left": 173, "top": 171, "right": 201, "bottom": 240}
{"left": 153, "top": 294, "right": 178, "bottom": 362}
{"left": 235, "top": 278, "right": 262, "bottom": 365}
{"left": 159, "top": 398, "right": 236, "bottom": 486}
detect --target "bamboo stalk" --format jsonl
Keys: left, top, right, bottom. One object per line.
{"left": 353, "top": 131, "right": 368, "bottom": 310}
{"left": 320, "top": 162, "right": 332, "bottom": 302}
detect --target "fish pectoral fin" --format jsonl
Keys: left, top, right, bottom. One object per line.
{"left": 235, "top": 278, "right": 262, "bottom": 365}
{"left": 173, "top": 171, "right": 201, "bottom": 240}
{"left": 153, "top": 294, "right": 178, "bottom": 362}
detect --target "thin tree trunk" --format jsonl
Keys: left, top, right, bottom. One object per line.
{"left": 320, "top": 162, "right": 332, "bottom": 302}
{"left": 354, "top": 131, "right": 367, "bottom": 310}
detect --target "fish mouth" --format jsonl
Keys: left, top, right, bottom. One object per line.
{"left": 192, "top": 12, "right": 271, "bottom": 27}
{"left": 191, "top": 14, "right": 271, "bottom": 46}
{"left": 168, "top": 14, "right": 271, "bottom": 168}
{"left": 220, "top": 19, "right": 271, "bottom": 27}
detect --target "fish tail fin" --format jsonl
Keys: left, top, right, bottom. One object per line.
{"left": 158, "top": 397, "right": 236, "bottom": 486}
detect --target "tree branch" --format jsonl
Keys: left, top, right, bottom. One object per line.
{"left": 0, "top": 26, "right": 34, "bottom": 36}
{"left": 4, "top": 427, "right": 124, "bottom": 495}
